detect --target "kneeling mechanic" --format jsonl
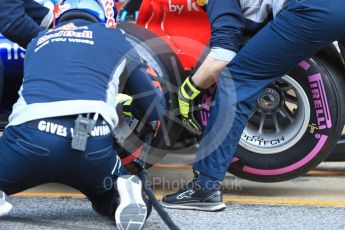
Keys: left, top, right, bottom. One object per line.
{"left": 0, "top": 1, "right": 166, "bottom": 229}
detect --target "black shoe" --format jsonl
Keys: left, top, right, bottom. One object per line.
{"left": 161, "top": 179, "right": 226, "bottom": 212}
{"left": 115, "top": 175, "right": 147, "bottom": 230}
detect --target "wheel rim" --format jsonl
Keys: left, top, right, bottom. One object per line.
{"left": 114, "top": 36, "right": 164, "bottom": 143}
{"left": 115, "top": 34, "right": 176, "bottom": 155}
{"left": 239, "top": 76, "right": 311, "bottom": 154}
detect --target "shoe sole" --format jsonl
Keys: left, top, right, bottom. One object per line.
{"left": 161, "top": 201, "right": 226, "bottom": 212}
{"left": 0, "top": 193, "right": 12, "bottom": 217}
{"left": 115, "top": 175, "right": 147, "bottom": 230}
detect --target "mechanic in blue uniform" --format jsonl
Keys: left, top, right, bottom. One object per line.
{"left": 0, "top": 0, "right": 53, "bottom": 108}
{"left": 0, "top": 1, "right": 165, "bottom": 229}
{"left": 162, "top": 0, "right": 345, "bottom": 211}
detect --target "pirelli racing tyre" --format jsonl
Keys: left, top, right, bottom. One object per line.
{"left": 116, "top": 22, "right": 185, "bottom": 165}
{"left": 228, "top": 56, "right": 345, "bottom": 182}
{"left": 198, "top": 55, "right": 345, "bottom": 182}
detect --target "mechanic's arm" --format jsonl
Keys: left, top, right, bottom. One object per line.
{"left": 178, "top": 0, "right": 245, "bottom": 132}
{"left": 191, "top": 0, "right": 245, "bottom": 88}
{"left": 123, "top": 62, "right": 166, "bottom": 121}
{"left": 0, "top": 0, "right": 51, "bottom": 48}
{"left": 192, "top": 55, "right": 229, "bottom": 88}
{"left": 24, "top": 0, "right": 53, "bottom": 29}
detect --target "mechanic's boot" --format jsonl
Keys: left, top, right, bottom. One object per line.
{"left": 0, "top": 191, "right": 12, "bottom": 217}
{"left": 161, "top": 179, "right": 226, "bottom": 212}
{"left": 115, "top": 175, "right": 147, "bottom": 230}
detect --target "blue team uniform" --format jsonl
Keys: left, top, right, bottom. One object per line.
{"left": 0, "top": 0, "right": 52, "bottom": 48}
{"left": 0, "top": 0, "right": 52, "bottom": 111}
{"left": 194, "top": 0, "right": 345, "bottom": 181}
{"left": 0, "top": 19, "right": 165, "bottom": 216}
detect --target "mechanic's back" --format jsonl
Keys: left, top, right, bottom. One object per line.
{"left": 10, "top": 19, "right": 133, "bottom": 129}
{"left": 0, "top": 1, "right": 164, "bottom": 229}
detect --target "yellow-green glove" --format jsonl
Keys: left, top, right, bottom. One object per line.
{"left": 178, "top": 77, "right": 204, "bottom": 135}
{"left": 195, "top": 0, "right": 208, "bottom": 6}
{"left": 115, "top": 93, "right": 133, "bottom": 117}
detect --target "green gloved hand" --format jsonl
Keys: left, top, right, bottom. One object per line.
{"left": 178, "top": 77, "right": 204, "bottom": 135}
{"left": 115, "top": 93, "right": 133, "bottom": 117}
{"left": 195, "top": 0, "right": 208, "bottom": 6}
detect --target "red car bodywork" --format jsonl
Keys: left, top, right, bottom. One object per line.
{"left": 136, "top": 0, "right": 211, "bottom": 70}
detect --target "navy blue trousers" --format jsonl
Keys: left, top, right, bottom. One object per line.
{"left": 193, "top": 0, "right": 345, "bottom": 180}
{"left": 0, "top": 117, "right": 123, "bottom": 216}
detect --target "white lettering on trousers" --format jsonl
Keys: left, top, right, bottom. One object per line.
{"left": 38, "top": 121, "right": 67, "bottom": 137}
{"left": 37, "top": 121, "right": 110, "bottom": 137}
{"left": 90, "top": 125, "right": 111, "bottom": 137}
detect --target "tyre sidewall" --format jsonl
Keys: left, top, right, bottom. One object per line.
{"left": 230, "top": 57, "right": 344, "bottom": 182}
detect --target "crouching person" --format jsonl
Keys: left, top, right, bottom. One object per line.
{"left": 0, "top": 1, "right": 165, "bottom": 229}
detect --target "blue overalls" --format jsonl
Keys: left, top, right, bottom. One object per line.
{"left": 0, "top": 61, "right": 3, "bottom": 106}
{"left": 0, "top": 19, "right": 165, "bottom": 216}
{"left": 0, "top": 0, "right": 51, "bottom": 112}
{"left": 194, "top": 0, "right": 345, "bottom": 181}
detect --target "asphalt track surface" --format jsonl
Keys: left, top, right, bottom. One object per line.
{"left": 1, "top": 197, "right": 345, "bottom": 229}
{"left": 2, "top": 162, "right": 345, "bottom": 230}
